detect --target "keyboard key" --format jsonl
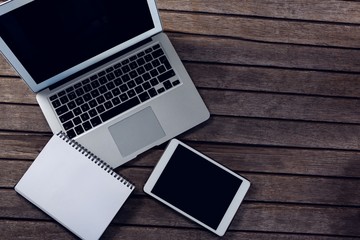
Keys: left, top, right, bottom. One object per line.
{"left": 91, "top": 80, "right": 100, "bottom": 88}
{"left": 148, "top": 88, "right": 157, "bottom": 97}
{"left": 65, "top": 86, "right": 74, "bottom": 93}
{"left": 121, "top": 59, "right": 129, "bottom": 65}
{"left": 89, "top": 109, "right": 97, "bottom": 117}
{"left": 129, "top": 62, "right": 138, "bottom": 70}
{"left": 150, "top": 78, "right": 159, "bottom": 86}
{"left": 157, "top": 65, "right": 166, "bottom": 74}
{"left": 59, "top": 111, "right": 74, "bottom": 123}
{"left": 74, "top": 83, "right": 82, "bottom": 89}
{"left": 139, "top": 92, "right": 150, "bottom": 102}
{"left": 106, "top": 72, "right": 115, "bottom": 81}
{"left": 135, "top": 76, "right": 143, "bottom": 85}
{"left": 91, "top": 89, "right": 100, "bottom": 98}
{"left": 152, "top": 48, "right": 164, "bottom": 58}
{"left": 127, "top": 80, "right": 136, "bottom": 89}
{"left": 152, "top": 59, "right": 160, "bottom": 67}
{"left": 121, "top": 74, "right": 130, "bottom": 82}
{"left": 114, "top": 69, "right": 122, "bottom": 77}
{"left": 66, "top": 129, "right": 76, "bottom": 139}
{"left": 144, "top": 54, "right": 153, "bottom": 62}
{"left": 106, "top": 82, "right": 115, "bottom": 90}
{"left": 163, "top": 80, "right": 172, "bottom": 90}
{"left": 51, "top": 99, "right": 61, "bottom": 108}
{"left": 114, "top": 78, "right": 123, "bottom": 86}
{"left": 142, "top": 72, "right": 151, "bottom": 81}
{"left": 56, "top": 105, "right": 68, "bottom": 115}
{"left": 83, "top": 121, "right": 92, "bottom": 131}
{"left": 73, "top": 116, "right": 82, "bottom": 125}
{"left": 136, "top": 58, "right": 145, "bottom": 66}
{"left": 89, "top": 99, "right": 98, "bottom": 108}
{"left": 96, "top": 105, "right": 105, "bottom": 113}
{"left": 127, "top": 89, "right": 136, "bottom": 98}
{"left": 145, "top": 47, "right": 153, "bottom": 53}
{"left": 158, "top": 70, "right": 175, "bottom": 82}
{"left": 104, "top": 92, "right": 113, "bottom": 100}
{"left": 81, "top": 112, "right": 90, "bottom": 121}
{"left": 81, "top": 103, "right": 90, "bottom": 112}
{"left": 75, "top": 88, "right": 84, "bottom": 96}
{"left": 75, "top": 125, "right": 84, "bottom": 135}
{"left": 120, "top": 84, "right": 128, "bottom": 92}
{"left": 58, "top": 90, "right": 66, "bottom": 97}
{"left": 112, "top": 88, "right": 121, "bottom": 96}
{"left": 99, "top": 86, "right": 107, "bottom": 94}
{"left": 144, "top": 62, "right": 153, "bottom": 71}
{"left": 129, "top": 70, "right": 138, "bottom": 78}
{"left": 106, "top": 67, "right": 114, "bottom": 73}
{"left": 96, "top": 95, "right": 105, "bottom": 104}
{"left": 153, "top": 44, "right": 160, "bottom": 50}
{"left": 68, "top": 92, "right": 77, "bottom": 100}
{"left": 98, "top": 70, "right": 106, "bottom": 77}
{"left": 112, "top": 97, "right": 121, "bottom": 105}
{"left": 83, "top": 84, "right": 92, "bottom": 92}
{"left": 104, "top": 101, "right": 113, "bottom": 109}
{"left": 67, "top": 101, "right": 76, "bottom": 110}
{"left": 122, "top": 65, "right": 130, "bottom": 73}
{"left": 150, "top": 69, "right": 159, "bottom": 77}
{"left": 49, "top": 95, "right": 57, "bottom": 101}
{"left": 143, "top": 82, "right": 151, "bottom": 90}
{"left": 73, "top": 107, "right": 82, "bottom": 116}
{"left": 90, "top": 116, "right": 102, "bottom": 127}
{"left": 157, "top": 87, "right": 165, "bottom": 94}
{"left": 173, "top": 80, "right": 181, "bottom": 86}
{"left": 75, "top": 97, "right": 84, "bottom": 105}
{"left": 135, "top": 85, "right": 144, "bottom": 94}
{"left": 120, "top": 93, "right": 129, "bottom": 101}
{"left": 114, "top": 63, "right": 122, "bottom": 69}
{"left": 130, "top": 55, "right": 137, "bottom": 61}
{"left": 137, "top": 51, "right": 145, "bottom": 57}
{"left": 83, "top": 93, "right": 92, "bottom": 101}
{"left": 82, "top": 78, "right": 90, "bottom": 84}
{"left": 90, "top": 74, "right": 98, "bottom": 80}
{"left": 100, "top": 97, "right": 140, "bottom": 122}
{"left": 63, "top": 120, "right": 74, "bottom": 130}
{"left": 99, "top": 76, "right": 107, "bottom": 84}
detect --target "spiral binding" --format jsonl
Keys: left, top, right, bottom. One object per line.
{"left": 57, "top": 132, "right": 134, "bottom": 189}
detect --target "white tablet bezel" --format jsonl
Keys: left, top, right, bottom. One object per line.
{"left": 143, "top": 139, "right": 250, "bottom": 236}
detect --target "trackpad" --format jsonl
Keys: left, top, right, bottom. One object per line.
{"left": 109, "top": 107, "right": 166, "bottom": 157}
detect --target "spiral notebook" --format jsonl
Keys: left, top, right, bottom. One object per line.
{"left": 15, "top": 132, "right": 134, "bottom": 240}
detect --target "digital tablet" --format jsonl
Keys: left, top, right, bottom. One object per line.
{"left": 143, "top": 139, "right": 250, "bottom": 236}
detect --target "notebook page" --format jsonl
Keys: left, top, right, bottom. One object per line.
{"left": 15, "top": 134, "right": 133, "bottom": 240}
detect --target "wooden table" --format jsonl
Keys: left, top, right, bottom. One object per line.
{"left": 1, "top": 1, "right": 360, "bottom": 239}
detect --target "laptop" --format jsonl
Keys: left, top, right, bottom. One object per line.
{"left": 0, "top": 0, "right": 209, "bottom": 168}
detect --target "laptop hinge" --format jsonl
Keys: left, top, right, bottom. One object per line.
{"left": 49, "top": 37, "right": 153, "bottom": 90}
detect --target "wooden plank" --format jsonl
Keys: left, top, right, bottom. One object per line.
{"left": 0, "top": 77, "right": 36, "bottom": 104}
{"left": 1, "top": 34, "right": 360, "bottom": 76}
{"left": 160, "top": 11, "right": 360, "bottom": 48}
{"left": 3, "top": 160, "right": 359, "bottom": 206}
{"left": 168, "top": 33, "right": 360, "bottom": 73}
{"left": 2, "top": 66, "right": 360, "bottom": 106}
{"left": 0, "top": 132, "right": 50, "bottom": 160}
{"left": 1, "top": 190, "right": 359, "bottom": 236}
{"left": 186, "top": 63, "right": 360, "bottom": 97}
{"left": 2, "top": 133, "right": 360, "bottom": 178}
{"left": 157, "top": 0, "right": 360, "bottom": 24}
{"left": 5, "top": 86, "right": 360, "bottom": 130}
{"left": 2, "top": 220, "right": 357, "bottom": 240}
{"left": 185, "top": 116, "right": 360, "bottom": 150}
{"left": 200, "top": 89, "right": 360, "bottom": 124}
{"left": 3, "top": 106, "right": 360, "bottom": 150}
{"left": 0, "top": 104, "right": 50, "bottom": 132}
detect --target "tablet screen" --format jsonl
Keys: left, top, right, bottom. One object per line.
{"left": 151, "top": 145, "right": 243, "bottom": 230}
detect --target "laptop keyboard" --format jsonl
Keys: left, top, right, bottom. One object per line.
{"left": 49, "top": 44, "right": 180, "bottom": 139}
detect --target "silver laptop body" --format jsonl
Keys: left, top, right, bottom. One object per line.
{"left": 0, "top": 0, "right": 209, "bottom": 168}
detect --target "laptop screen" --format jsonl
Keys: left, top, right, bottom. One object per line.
{"left": 0, "top": 0, "right": 160, "bottom": 90}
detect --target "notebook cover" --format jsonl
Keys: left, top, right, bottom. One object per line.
{"left": 15, "top": 133, "right": 134, "bottom": 240}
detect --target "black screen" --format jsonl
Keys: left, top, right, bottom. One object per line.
{"left": 151, "top": 145, "right": 243, "bottom": 230}
{"left": 0, "top": 0, "right": 154, "bottom": 83}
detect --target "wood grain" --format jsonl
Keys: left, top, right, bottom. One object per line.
{"left": 157, "top": 0, "right": 360, "bottom": 24}
{"left": 160, "top": 11, "right": 360, "bottom": 48}
{"left": 0, "top": 0, "right": 359, "bottom": 238}
{"left": 1, "top": 190, "right": 359, "bottom": 236}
